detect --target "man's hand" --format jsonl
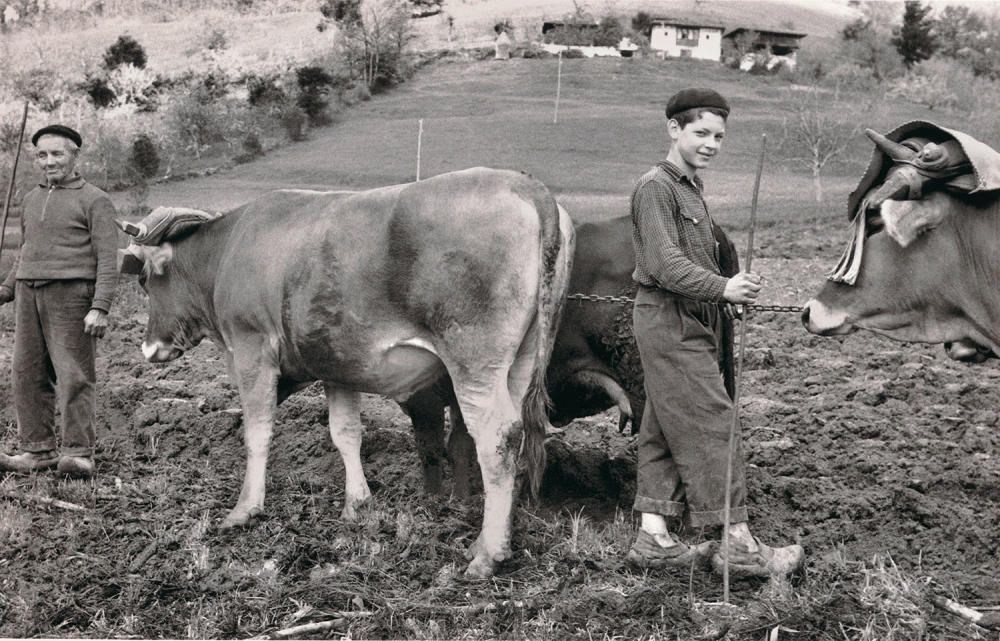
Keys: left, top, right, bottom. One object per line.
{"left": 84, "top": 309, "right": 108, "bottom": 338}
{"left": 722, "top": 272, "right": 762, "bottom": 305}
{"left": 0, "top": 285, "right": 13, "bottom": 306}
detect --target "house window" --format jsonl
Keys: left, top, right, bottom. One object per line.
{"left": 677, "top": 27, "right": 699, "bottom": 46}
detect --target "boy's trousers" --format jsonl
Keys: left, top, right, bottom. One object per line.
{"left": 631, "top": 284, "right": 748, "bottom": 528}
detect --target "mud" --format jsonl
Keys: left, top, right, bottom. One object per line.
{"left": 1, "top": 216, "right": 998, "bottom": 638}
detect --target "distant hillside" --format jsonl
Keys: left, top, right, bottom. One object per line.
{"left": 418, "top": 0, "right": 862, "bottom": 48}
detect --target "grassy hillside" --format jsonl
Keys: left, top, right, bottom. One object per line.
{"left": 145, "top": 54, "right": 966, "bottom": 232}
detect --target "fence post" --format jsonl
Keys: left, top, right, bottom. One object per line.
{"left": 416, "top": 118, "right": 424, "bottom": 181}
{"left": 553, "top": 51, "right": 563, "bottom": 124}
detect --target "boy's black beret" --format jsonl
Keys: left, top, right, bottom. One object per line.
{"left": 31, "top": 124, "right": 83, "bottom": 148}
{"left": 665, "top": 88, "right": 730, "bottom": 119}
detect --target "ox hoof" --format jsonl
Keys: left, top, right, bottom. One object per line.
{"left": 464, "top": 555, "right": 496, "bottom": 579}
{"left": 221, "top": 505, "right": 262, "bottom": 529}
{"left": 340, "top": 500, "right": 369, "bottom": 521}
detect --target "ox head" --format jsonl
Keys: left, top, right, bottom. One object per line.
{"left": 117, "top": 212, "right": 217, "bottom": 363}
{"left": 802, "top": 189, "right": 1000, "bottom": 350}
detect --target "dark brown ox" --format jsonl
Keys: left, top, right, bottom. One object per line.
{"left": 402, "top": 215, "right": 740, "bottom": 498}
{"left": 802, "top": 189, "right": 1000, "bottom": 348}
{"left": 803, "top": 121, "right": 1000, "bottom": 348}
{"left": 118, "top": 168, "right": 575, "bottom": 578}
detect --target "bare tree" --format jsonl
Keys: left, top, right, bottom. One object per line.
{"left": 335, "top": 0, "right": 415, "bottom": 90}
{"left": 779, "top": 83, "right": 875, "bottom": 204}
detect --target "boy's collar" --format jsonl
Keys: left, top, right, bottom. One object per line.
{"left": 658, "top": 160, "right": 701, "bottom": 186}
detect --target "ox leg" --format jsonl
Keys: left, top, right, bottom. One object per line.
{"left": 222, "top": 349, "right": 279, "bottom": 529}
{"left": 446, "top": 400, "right": 478, "bottom": 500}
{"left": 399, "top": 387, "right": 448, "bottom": 495}
{"left": 324, "top": 385, "right": 371, "bottom": 520}
{"left": 455, "top": 379, "right": 522, "bottom": 579}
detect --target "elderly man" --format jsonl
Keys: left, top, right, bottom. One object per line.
{"left": 0, "top": 124, "right": 119, "bottom": 478}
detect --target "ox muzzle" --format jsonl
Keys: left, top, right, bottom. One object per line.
{"left": 801, "top": 299, "right": 852, "bottom": 336}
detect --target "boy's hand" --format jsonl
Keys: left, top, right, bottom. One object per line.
{"left": 723, "top": 272, "right": 762, "bottom": 305}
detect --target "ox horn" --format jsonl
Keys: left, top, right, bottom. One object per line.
{"left": 865, "top": 128, "right": 917, "bottom": 162}
{"left": 115, "top": 219, "right": 142, "bottom": 237}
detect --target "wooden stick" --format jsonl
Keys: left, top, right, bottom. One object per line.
{"left": 256, "top": 612, "right": 373, "bottom": 639}
{"left": 932, "top": 596, "right": 1000, "bottom": 629}
{"left": 0, "top": 101, "right": 29, "bottom": 263}
{"left": 1, "top": 491, "right": 87, "bottom": 512}
{"left": 721, "top": 133, "right": 767, "bottom": 604}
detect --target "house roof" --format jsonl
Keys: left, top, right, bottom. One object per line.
{"left": 723, "top": 26, "right": 808, "bottom": 39}
{"left": 650, "top": 16, "right": 726, "bottom": 30}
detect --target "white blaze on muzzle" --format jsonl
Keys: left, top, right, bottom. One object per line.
{"left": 142, "top": 341, "right": 180, "bottom": 362}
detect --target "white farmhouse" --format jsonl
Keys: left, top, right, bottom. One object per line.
{"left": 648, "top": 17, "right": 725, "bottom": 61}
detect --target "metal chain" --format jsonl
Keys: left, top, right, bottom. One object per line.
{"left": 565, "top": 293, "right": 803, "bottom": 314}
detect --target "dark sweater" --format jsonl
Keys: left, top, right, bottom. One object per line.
{"left": 1, "top": 175, "right": 120, "bottom": 312}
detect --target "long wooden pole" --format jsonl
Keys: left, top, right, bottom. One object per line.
{"left": 0, "top": 102, "right": 29, "bottom": 264}
{"left": 721, "top": 132, "right": 767, "bottom": 604}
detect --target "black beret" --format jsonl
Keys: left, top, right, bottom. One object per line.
{"left": 31, "top": 124, "right": 82, "bottom": 148}
{"left": 665, "top": 88, "right": 730, "bottom": 120}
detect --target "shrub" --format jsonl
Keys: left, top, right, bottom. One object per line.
{"left": 12, "top": 68, "right": 69, "bottom": 112}
{"left": 129, "top": 134, "right": 160, "bottom": 180}
{"left": 246, "top": 74, "right": 286, "bottom": 108}
{"left": 193, "top": 69, "right": 230, "bottom": 104}
{"left": 340, "top": 82, "right": 371, "bottom": 105}
{"left": 234, "top": 132, "right": 264, "bottom": 163}
{"left": 295, "top": 65, "right": 335, "bottom": 124}
{"left": 82, "top": 74, "right": 116, "bottom": 108}
{"left": 108, "top": 64, "right": 158, "bottom": 111}
{"left": 165, "top": 94, "right": 226, "bottom": 159}
{"left": 562, "top": 48, "right": 585, "bottom": 59}
{"left": 279, "top": 104, "right": 308, "bottom": 141}
{"left": 104, "top": 35, "right": 147, "bottom": 70}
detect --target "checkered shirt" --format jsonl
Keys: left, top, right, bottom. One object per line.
{"left": 630, "top": 161, "right": 729, "bottom": 302}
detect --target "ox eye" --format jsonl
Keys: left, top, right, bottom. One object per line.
{"left": 865, "top": 214, "right": 885, "bottom": 237}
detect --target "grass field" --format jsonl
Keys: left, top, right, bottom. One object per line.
{"left": 3, "top": 9, "right": 1000, "bottom": 640}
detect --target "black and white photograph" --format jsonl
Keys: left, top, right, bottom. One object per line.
{"left": 0, "top": 0, "right": 998, "bottom": 638}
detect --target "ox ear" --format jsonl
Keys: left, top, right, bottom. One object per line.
{"left": 145, "top": 243, "right": 174, "bottom": 275}
{"left": 880, "top": 195, "right": 951, "bottom": 247}
{"left": 117, "top": 243, "right": 174, "bottom": 276}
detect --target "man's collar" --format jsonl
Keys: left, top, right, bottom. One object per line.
{"left": 38, "top": 174, "right": 86, "bottom": 189}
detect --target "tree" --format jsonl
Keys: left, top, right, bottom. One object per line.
{"left": 103, "top": 34, "right": 147, "bottom": 70}
{"left": 332, "top": 0, "right": 415, "bottom": 91}
{"left": 593, "top": 15, "right": 623, "bottom": 47}
{"left": 839, "top": 2, "right": 904, "bottom": 82}
{"left": 778, "top": 83, "right": 876, "bottom": 205}
{"left": 631, "top": 11, "right": 652, "bottom": 37}
{"left": 892, "top": 0, "right": 936, "bottom": 67}
{"left": 932, "top": 5, "right": 986, "bottom": 59}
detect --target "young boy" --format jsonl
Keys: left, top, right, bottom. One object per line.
{"left": 627, "top": 88, "right": 803, "bottom": 577}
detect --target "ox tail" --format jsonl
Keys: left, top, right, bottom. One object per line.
{"left": 521, "top": 184, "right": 574, "bottom": 501}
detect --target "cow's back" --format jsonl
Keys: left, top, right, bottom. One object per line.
{"left": 212, "top": 169, "right": 553, "bottom": 391}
